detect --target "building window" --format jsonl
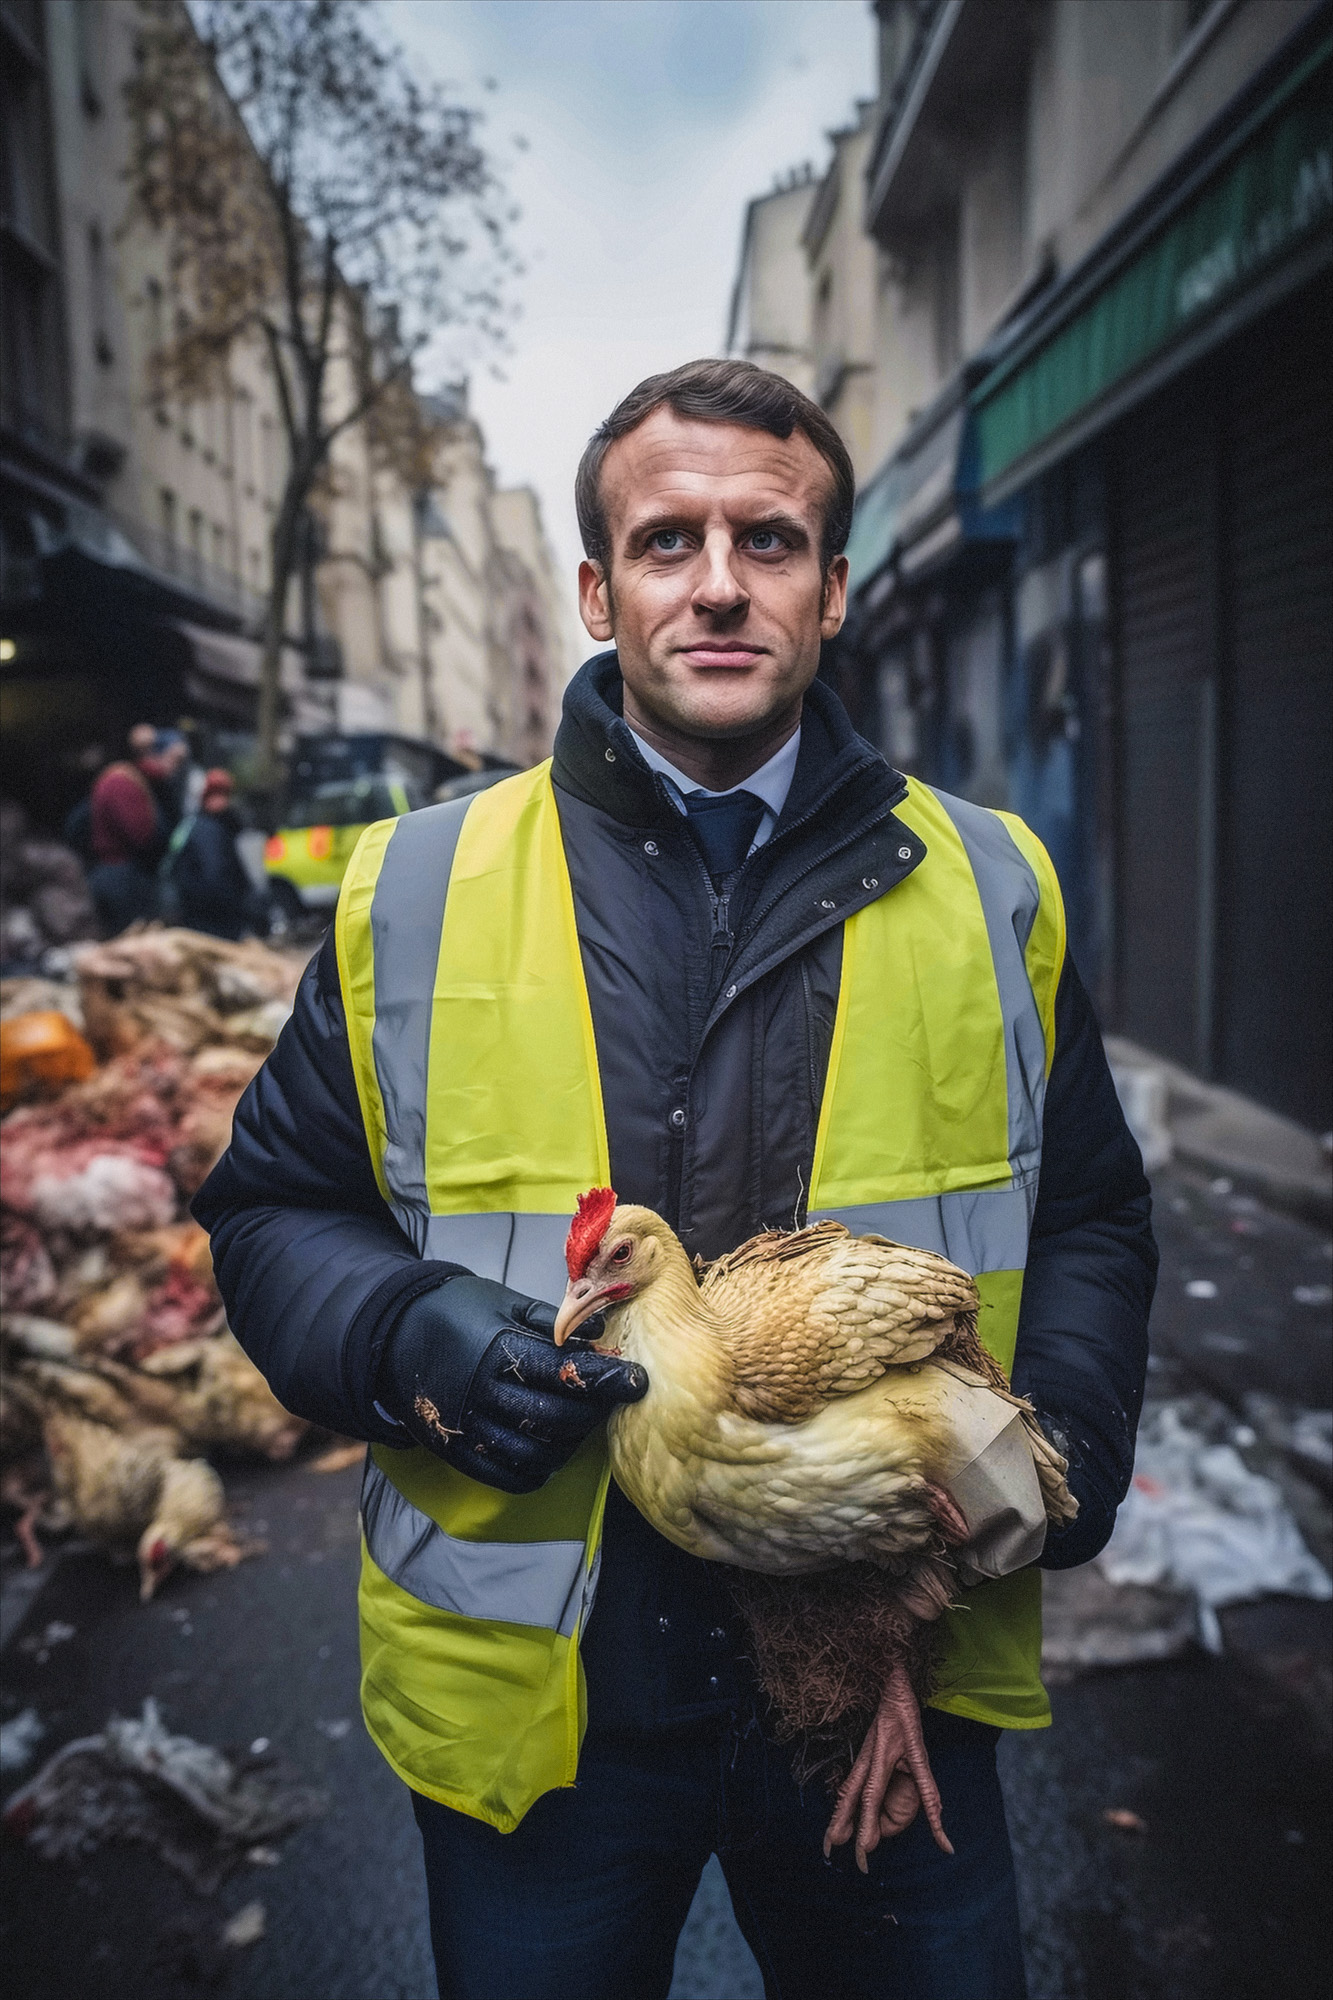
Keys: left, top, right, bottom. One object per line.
{"left": 235, "top": 388, "right": 255, "bottom": 492}
{"left": 212, "top": 521, "right": 229, "bottom": 571}
{"left": 0, "top": 1, "right": 69, "bottom": 452}
{"left": 87, "top": 223, "right": 113, "bottom": 365}
{"left": 160, "top": 487, "right": 177, "bottom": 543}
{"left": 72, "top": 0, "right": 103, "bottom": 116}
{"left": 260, "top": 413, "right": 277, "bottom": 501}
{"left": 145, "top": 278, "right": 170, "bottom": 423}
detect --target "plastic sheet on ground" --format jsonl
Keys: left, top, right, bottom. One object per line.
{"left": 1043, "top": 1398, "right": 1333, "bottom": 1673}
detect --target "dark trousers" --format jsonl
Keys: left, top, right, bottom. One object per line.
{"left": 88, "top": 860, "right": 158, "bottom": 934}
{"left": 412, "top": 1707, "right": 1027, "bottom": 2000}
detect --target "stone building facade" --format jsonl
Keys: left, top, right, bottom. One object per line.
{"left": 1, "top": 0, "right": 570, "bottom": 828}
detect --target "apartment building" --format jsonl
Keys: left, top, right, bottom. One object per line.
{"left": 730, "top": 0, "right": 1331, "bottom": 1132}
{"left": 1, "top": 0, "right": 568, "bottom": 827}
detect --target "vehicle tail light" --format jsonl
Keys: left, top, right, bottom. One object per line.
{"left": 308, "top": 825, "right": 334, "bottom": 860}
{"left": 264, "top": 835, "right": 286, "bottom": 862}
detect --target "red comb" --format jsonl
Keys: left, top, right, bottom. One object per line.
{"left": 566, "top": 1187, "right": 617, "bottom": 1279}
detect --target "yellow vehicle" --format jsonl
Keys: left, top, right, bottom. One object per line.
{"left": 264, "top": 738, "right": 519, "bottom": 923}
{"left": 265, "top": 775, "right": 414, "bottom": 918}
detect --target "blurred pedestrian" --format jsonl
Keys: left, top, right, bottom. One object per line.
{"left": 86, "top": 726, "right": 171, "bottom": 933}
{"left": 166, "top": 768, "right": 254, "bottom": 940}
{"left": 141, "top": 727, "right": 191, "bottom": 838}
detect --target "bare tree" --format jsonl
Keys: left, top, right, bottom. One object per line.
{"left": 124, "top": 0, "right": 512, "bottom": 780}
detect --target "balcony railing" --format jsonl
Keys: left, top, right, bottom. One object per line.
{"left": 106, "top": 509, "right": 270, "bottom": 630}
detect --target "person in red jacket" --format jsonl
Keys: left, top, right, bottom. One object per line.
{"left": 86, "top": 725, "right": 187, "bottom": 935}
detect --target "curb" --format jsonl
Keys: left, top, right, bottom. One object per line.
{"left": 1105, "top": 1036, "right": 1333, "bottom": 1228}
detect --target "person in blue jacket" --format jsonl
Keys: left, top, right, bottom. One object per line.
{"left": 169, "top": 768, "right": 254, "bottom": 940}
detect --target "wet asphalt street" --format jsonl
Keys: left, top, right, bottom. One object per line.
{"left": 1, "top": 1161, "right": 1329, "bottom": 2000}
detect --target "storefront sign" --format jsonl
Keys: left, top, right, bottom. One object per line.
{"left": 973, "top": 37, "right": 1332, "bottom": 495}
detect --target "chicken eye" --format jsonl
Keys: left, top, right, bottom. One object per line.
{"left": 610, "top": 1242, "right": 633, "bottom": 1263}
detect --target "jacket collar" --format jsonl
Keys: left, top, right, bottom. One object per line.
{"left": 551, "top": 649, "right": 907, "bottom": 838}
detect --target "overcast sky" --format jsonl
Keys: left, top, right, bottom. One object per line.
{"left": 387, "top": 0, "right": 876, "bottom": 667}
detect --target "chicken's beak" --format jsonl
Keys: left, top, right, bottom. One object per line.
{"left": 553, "top": 1277, "right": 604, "bottom": 1348}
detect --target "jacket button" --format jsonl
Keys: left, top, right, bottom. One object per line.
{"left": 819, "top": 897, "right": 836, "bottom": 911}
{"left": 644, "top": 840, "right": 658, "bottom": 856}
{"left": 669, "top": 1107, "right": 686, "bottom": 1130}
{"left": 863, "top": 876, "right": 878, "bottom": 890}
{"left": 658, "top": 1615, "right": 671, "bottom": 1632}
{"left": 710, "top": 1627, "right": 727, "bottom": 1644}
{"left": 605, "top": 747, "right": 617, "bottom": 763}
{"left": 707, "top": 1676, "right": 720, "bottom": 1692}
{"left": 725, "top": 983, "right": 737, "bottom": 1001}
{"left": 898, "top": 845, "right": 912, "bottom": 860}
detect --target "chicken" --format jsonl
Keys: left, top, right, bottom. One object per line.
{"left": 40, "top": 1409, "right": 237, "bottom": 1599}
{"left": 553, "top": 1189, "right": 1075, "bottom": 1869}
{"left": 2, "top": 1348, "right": 248, "bottom": 1596}
{"left": 137, "top": 1331, "right": 307, "bottom": 1461}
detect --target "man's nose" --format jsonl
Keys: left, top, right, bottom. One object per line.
{"left": 692, "top": 533, "right": 749, "bottom": 617}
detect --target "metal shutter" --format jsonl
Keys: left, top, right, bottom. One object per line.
{"left": 1216, "top": 275, "right": 1333, "bottom": 1130}
{"left": 1112, "top": 378, "right": 1214, "bottom": 1072}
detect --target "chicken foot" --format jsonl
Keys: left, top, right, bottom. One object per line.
{"left": 822, "top": 1482, "right": 963, "bottom": 1872}
{"left": 823, "top": 1659, "right": 953, "bottom": 1871}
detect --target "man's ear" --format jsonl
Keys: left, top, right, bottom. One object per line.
{"left": 819, "top": 554, "right": 849, "bottom": 639}
{"left": 579, "top": 560, "right": 614, "bottom": 642}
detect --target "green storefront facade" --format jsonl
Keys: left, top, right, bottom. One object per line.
{"left": 852, "top": 13, "right": 1332, "bottom": 1131}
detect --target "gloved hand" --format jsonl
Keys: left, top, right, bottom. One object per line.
{"left": 375, "top": 1274, "right": 649, "bottom": 1494}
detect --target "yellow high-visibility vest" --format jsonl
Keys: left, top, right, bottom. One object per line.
{"left": 335, "top": 758, "right": 1065, "bottom": 1831}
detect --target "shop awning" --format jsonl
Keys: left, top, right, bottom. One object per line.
{"left": 169, "top": 624, "right": 306, "bottom": 728}
{"left": 971, "top": 31, "right": 1333, "bottom": 502}
{"left": 846, "top": 390, "right": 1022, "bottom": 596}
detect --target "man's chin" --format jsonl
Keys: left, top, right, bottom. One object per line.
{"left": 634, "top": 666, "right": 811, "bottom": 741}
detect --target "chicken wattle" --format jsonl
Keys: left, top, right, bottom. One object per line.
{"left": 554, "top": 1189, "right": 1076, "bottom": 1870}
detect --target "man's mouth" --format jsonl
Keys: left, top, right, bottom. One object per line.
{"left": 678, "top": 644, "right": 767, "bottom": 669}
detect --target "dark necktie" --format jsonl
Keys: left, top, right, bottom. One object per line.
{"left": 682, "top": 789, "right": 766, "bottom": 881}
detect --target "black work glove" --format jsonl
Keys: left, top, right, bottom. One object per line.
{"left": 375, "top": 1274, "right": 649, "bottom": 1495}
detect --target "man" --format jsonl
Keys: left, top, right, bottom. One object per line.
{"left": 167, "top": 767, "right": 255, "bottom": 940}
{"left": 196, "top": 359, "right": 1155, "bottom": 2000}
{"left": 86, "top": 724, "right": 187, "bottom": 934}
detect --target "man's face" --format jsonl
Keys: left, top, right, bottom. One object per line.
{"left": 578, "top": 409, "right": 848, "bottom": 741}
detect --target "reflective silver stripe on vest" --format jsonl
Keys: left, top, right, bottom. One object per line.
{"left": 369, "top": 799, "right": 472, "bottom": 1241}
{"left": 931, "top": 789, "right": 1048, "bottom": 1182}
{"left": 361, "top": 1456, "right": 595, "bottom": 1638}
{"left": 820, "top": 1186, "right": 1034, "bottom": 1275}
{"left": 424, "top": 1211, "right": 570, "bottom": 1305}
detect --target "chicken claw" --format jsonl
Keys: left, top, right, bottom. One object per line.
{"left": 823, "top": 1661, "right": 953, "bottom": 1871}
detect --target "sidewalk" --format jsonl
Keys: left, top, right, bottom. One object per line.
{"left": 1106, "top": 1036, "right": 1332, "bottom": 1227}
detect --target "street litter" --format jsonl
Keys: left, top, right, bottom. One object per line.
{"left": 1108, "top": 1061, "right": 1173, "bottom": 1172}
{"left": 1, "top": 1697, "right": 326, "bottom": 1894}
{"left": 0, "top": 806, "right": 98, "bottom": 971}
{"left": 0, "top": 929, "right": 314, "bottom": 1591}
{"left": 1048, "top": 1399, "right": 1333, "bottom": 1667}
{"left": 221, "top": 1899, "right": 267, "bottom": 1948}
{"left": 0, "top": 1708, "right": 45, "bottom": 1773}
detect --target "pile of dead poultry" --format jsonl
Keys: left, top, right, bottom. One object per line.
{"left": 0, "top": 928, "right": 314, "bottom": 1601}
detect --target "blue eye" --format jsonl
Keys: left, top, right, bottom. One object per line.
{"left": 650, "top": 530, "right": 685, "bottom": 552}
{"left": 748, "top": 529, "right": 781, "bottom": 551}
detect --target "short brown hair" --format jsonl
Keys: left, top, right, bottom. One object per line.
{"left": 575, "top": 357, "right": 855, "bottom": 573}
